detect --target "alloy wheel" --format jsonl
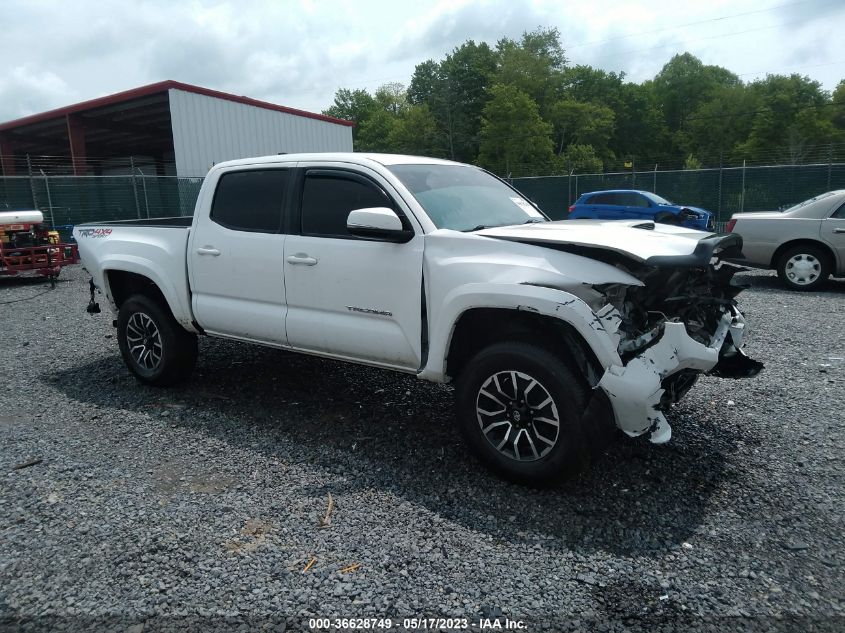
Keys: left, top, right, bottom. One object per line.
{"left": 475, "top": 370, "right": 561, "bottom": 462}
{"left": 125, "top": 312, "right": 163, "bottom": 371}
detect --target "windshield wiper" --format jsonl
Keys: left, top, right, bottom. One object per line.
{"left": 463, "top": 218, "right": 547, "bottom": 232}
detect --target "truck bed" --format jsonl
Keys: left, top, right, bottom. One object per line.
{"left": 73, "top": 218, "right": 195, "bottom": 330}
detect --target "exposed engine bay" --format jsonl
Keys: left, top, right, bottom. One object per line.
{"left": 517, "top": 230, "right": 765, "bottom": 443}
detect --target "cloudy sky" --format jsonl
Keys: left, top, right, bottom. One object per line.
{"left": 0, "top": 0, "right": 843, "bottom": 123}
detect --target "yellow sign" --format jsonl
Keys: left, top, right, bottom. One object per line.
{"left": 623, "top": 160, "right": 633, "bottom": 168}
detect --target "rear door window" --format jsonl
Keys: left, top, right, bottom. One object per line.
{"left": 592, "top": 193, "right": 616, "bottom": 205}
{"left": 612, "top": 193, "right": 629, "bottom": 206}
{"left": 211, "top": 169, "right": 288, "bottom": 232}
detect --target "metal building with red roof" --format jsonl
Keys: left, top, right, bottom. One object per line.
{"left": 0, "top": 81, "right": 354, "bottom": 177}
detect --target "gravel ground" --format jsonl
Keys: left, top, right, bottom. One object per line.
{"left": 1, "top": 265, "right": 843, "bottom": 632}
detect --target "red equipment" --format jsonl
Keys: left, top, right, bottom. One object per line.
{"left": 0, "top": 210, "right": 79, "bottom": 280}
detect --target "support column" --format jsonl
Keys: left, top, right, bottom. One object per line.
{"left": 0, "top": 133, "right": 15, "bottom": 175}
{"left": 154, "top": 152, "right": 167, "bottom": 176}
{"left": 66, "top": 114, "right": 87, "bottom": 175}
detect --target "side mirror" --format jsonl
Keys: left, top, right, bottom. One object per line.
{"left": 347, "top": 207, "right": 414, "bottom": 243}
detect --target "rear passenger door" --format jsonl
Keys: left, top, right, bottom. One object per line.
{"left": 590, "top": 193, "right": 622, "bottom": 219}
{"left": 188, "top": 167, "right": 290, "bottom": 344}
{"left": 283, "top": 165, "right": 424, "bottom": 370}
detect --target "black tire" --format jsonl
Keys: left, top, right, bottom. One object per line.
{"left": 776, "top": 244, "right": 830, "bottom": 291}
{"left": 455, "top": 341, "right": 591, "bottom": 486}
{"left": 653, "top": 211, "right": 679, "bottom": 225}
{"left": 117, "top": 294, "right": 197, "bottom": 386}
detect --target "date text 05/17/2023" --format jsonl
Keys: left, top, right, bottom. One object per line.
{"left": 307, "top": 617, "right": 527, "bottom": 630}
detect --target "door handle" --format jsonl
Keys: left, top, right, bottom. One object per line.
{"left": 286, "top": 253, "right": 318, "bottom": 266}
{"left": 196, "top": 247, "right": 220, "bottom": 256}
{"left": 833, "top": 228, "right": 845, "bottom": 234}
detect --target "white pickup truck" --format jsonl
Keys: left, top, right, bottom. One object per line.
{"left": 75, "top": 153, "right": 762, "bottom": 483}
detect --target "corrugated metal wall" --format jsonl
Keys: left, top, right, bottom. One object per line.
{"left": 168, "top": 89, "right": 353, "bottom": 177}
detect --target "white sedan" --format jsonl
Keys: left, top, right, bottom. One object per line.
{"left": 727, "top": 190, "right": 845, "bottom": 290}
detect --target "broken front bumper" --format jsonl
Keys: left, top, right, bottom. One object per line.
{"left": 597, "top": 307, "right": 761, "bottom": 443}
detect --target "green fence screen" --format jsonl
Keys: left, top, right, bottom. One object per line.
{"left": 512, "top": 163, "right": 845, "bottom": 225}
{"left": 2, "top": 163, "right": 844, "bottom": 237}
{"left": 0, "top": 175, "right": 203, "bottom": 241}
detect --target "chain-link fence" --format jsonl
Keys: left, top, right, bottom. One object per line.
{"left": 3, "top": 162, "right": 845, "bottom": 238}
{"left": 512, "top": 162, "right": 845, "bottom": 226}
{"left": 0, "top": 175, "right": 203, "bottom": 241}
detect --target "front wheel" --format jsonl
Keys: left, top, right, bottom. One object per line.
{"left": 455, "top": 342, "right": 591, "bottom": 485}
{"left": 117, "top": 294, "right": 198, "bottom": 386}
{"left": 777, "top": 245, "right": 830, "bottom": 291}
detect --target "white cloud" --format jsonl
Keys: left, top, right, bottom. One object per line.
{"left": 0, "top": 67, "right": 77, "bottom": 120}
{"left": 0, "top": 0, "right": 842, "bottom": 123}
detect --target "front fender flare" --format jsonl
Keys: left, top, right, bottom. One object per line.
{"left": 418, "top": 283, "right": 622, "bottom": 382}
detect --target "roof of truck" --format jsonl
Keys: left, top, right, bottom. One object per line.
{"left": 211, "top": 153, "right": 463, "bottom": 170}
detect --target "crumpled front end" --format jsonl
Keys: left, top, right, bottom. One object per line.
{"left": 583, "top": 235, "right": 763, "bottom": 443}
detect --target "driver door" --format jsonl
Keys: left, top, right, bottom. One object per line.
{"left": 823, "top": 200, "right": 845, "bottom": 275}
{"left": 283, "top": 166, "right": 424, "bottom": 370}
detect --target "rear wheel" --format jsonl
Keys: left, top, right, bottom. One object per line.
{"left": 117, "top": 294, "right": 197, "bottom": 386}
{"left": 455, "top": 342, "right": 591, "bottom": 485}
{"left": 777, "top": 245, "right": 830, "bottom": 291}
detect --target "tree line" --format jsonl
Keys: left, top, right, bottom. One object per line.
{"left": 322, "top": 28, "right": 845, "bottom": 177}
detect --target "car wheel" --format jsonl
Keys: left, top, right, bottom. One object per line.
{"left": 455, "top": 341, "right": 590, "bottom": 485}
{"left": 776, "top": 245, "right": 830, "bottom": 291}
{"left": 117, "top": 294, "right": 198, "bottom": 386}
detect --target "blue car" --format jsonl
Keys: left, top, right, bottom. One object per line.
{"left": 568, "top": 189, "right": 714, "bottom": 231}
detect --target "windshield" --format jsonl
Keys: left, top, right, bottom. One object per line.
{"left": 649, "top": 193, "right": 674, "bottom": 205}
{"left": 387, "top": 164, "right": 547, "bottom": 231}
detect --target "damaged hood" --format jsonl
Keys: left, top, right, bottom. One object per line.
{"left": 475, "top": 220, "right": 738, "bottom": 266}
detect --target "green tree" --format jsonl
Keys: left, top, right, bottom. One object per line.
{"left": 832, "top": 80, "right": 845, "bottom": 129}
{"left": 686, "top": 84, "right": 761, "bottom": 162}
{"left": 408, "top": 60, "right": 441, "bottom": 105}
{"left": 736, "top": 74, "right": 833, "bottom": 163}
{"left": 683, "top": 153, "right": 702, "bottom": 170}
{"left": 547, "top": 99, "right": 615, "bottom": 157}
{"left": 477, "top": 84, "right": 554, "bottom": 176}
{"left": 374, "top": 82, "right": 408, "bottom": 116}
{"left": 560, "top": 144, "right": 603, "bottom": 174}
{"left": 322, "top": 88, "right": 378, "bottom": 144}
{"left": 561, "top": 65, "right": 626, "bottom": 111}
{"left": 355, "top": 108, "right": 397, "bottom": 152}
{"left": 611, "top": 81, "right": 670, "bottom": 168}
{"left": 387, "top": 105, "right": 444, "bottom": 156}
{"left": 494, "top": 27, "right": 567, "bottom": 115}
{"left": 832, "top": 80, "right": 845, "bottom": 160}
{"left": 652, "top": 53, "right": 740, "bottom": 143}
{"left": 408, "top": 41, "right": 498, "bottom": 161}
